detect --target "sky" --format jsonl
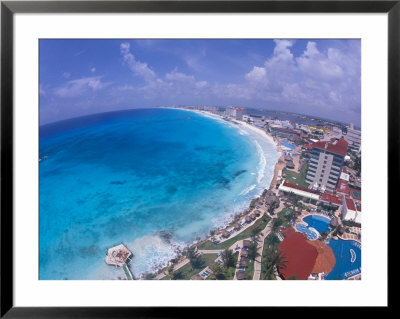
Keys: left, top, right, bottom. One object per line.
{"left": 39, "top": 39, "right": 361, "bottom": 126}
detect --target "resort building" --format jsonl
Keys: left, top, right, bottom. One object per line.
{"left": 341, "top": 197, "right": 362, "bottom": 225}
{"left": 225, "top": 106, "right": 246, "bottom": 120}
{"left": 343, "top": 123, "right": 361, "bottom": 152}
{"left": 306, "top": 137, "right": 349, "bottom": 192}
{"left": 278, "top": 180, "right": 320, "bottom": 202}
{"left": 269, "top": 126, "right": 301, "bottom": 139}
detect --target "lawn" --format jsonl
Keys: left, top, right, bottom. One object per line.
{"left": 198, "top": 215, "right": 271, "bottom": 250}
{"left": 283, "top": 162, "right": 310, "bottom": 187}
{"left": 205, "top": 251, "right": 239, "bottom": 280}
{"left": 245, "top": 259, "right": 255, "bottom": 280}
{"left": 276, "top": 208, "right": 293, "bottom": 228}
{"left": 162, "top": 253, "right": 218, "bottom": 280}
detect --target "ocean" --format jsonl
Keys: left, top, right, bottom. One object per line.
{"left": 39, "top": 108, "right": 280, "bottom": 279}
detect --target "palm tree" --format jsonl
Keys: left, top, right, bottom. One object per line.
{"left": 270, "top": 218, "right": 283, "bottom": 235}
{"left": 247, "top": 242, "right": 259, "bottom": 261}
{"left": 208, "top": 264, "right": 226, "bottom": 280}
{"left": 251, "top": 226, "right": 261, "bottom": 241}
{"left": 265, "top": 233, "right": 280, "bottom": 249}
{"left": 263, "top": 248, "right": 287, "bottom": 280}
{"left": 172, "top": 270, "right": 183, "bottom": 280}
{"left": 269, "top": 200, "right": 279, "bottom": 215}
{"left": 221, "top": 249, "right": 235, "bottom": 269}
{"left": 187, "top": 248, "right": 204, "bottom": 270}
{"left": 167, "top": 264, "right": 174, "bottom": 275}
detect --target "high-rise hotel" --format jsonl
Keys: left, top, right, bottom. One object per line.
{"left": 306, "top": 137, "right": 349, "bottom": 192}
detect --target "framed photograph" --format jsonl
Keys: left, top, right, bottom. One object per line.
{"left": 1, "top": 0, "right": 394, "bottom": 316}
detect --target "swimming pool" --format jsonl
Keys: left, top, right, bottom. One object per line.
{"left": 303, "top": 215, "right": 330, "bottom": 233}
{"left": 295, "top": 223, "right": 318, "bottom": 240}
{"left": 281, "top": 141, "right": 296, "bottom": 150}
{"left": 325, "top": 238, "right": 361, "bottom": 280}
{"left": 295, "top": 214, "right": 331, "bottom": 240}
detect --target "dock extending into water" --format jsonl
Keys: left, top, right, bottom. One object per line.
{"left": 105, "top": 243, "right": 133, "bottom": 280}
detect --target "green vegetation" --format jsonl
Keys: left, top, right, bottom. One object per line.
{"left": 187, "top": 247, "right": 204, "bottom": 269}
{"left": 143, "top": 272, "right": 156, "bottom": 280}
{"left": 353, "top": 156, "right": 361, "bottom": 177}
{"left": 207, "top": 252, "right": 239, "bottom": 280}
{"left": 224, "top": 252, "right": 239, "bottom": 280}
{"left": 245, "top": 259, "right": 255, "bottom": 280}
{"left": 198, "top": 215, "right": 271, "bottom": 250}
{"left": 249, "top": 197, "right": 259, "bottom": 209}
{"left": 277, "top": 208, "right": 295, "bottom": 228}
{"left": 261, "top": 233, "right": 281, "bottom": 280}
{"left": 270, "top": 218, "right": 283, "bottom": 236}
{"left": 162, "top": 253, "right": 218, "bottom": 280}
{"left": 283, "top": 162, "right": 310, "bottom": 187}
{"left": 261, "top": 247, "right": 287, "bottom": 280}
{"left": 221, "top": 249, "right": 236, "bottom": 269}
{"left": 247, "top": 242, "right": 259, "bottom": 261}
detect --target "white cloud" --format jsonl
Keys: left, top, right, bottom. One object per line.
{"left": 245, "top": 66, "right": 266, "bottom": 81}
{"left": 120, "top": 42, "right": 156, "bottom": 81}
{"left": 62, "top": 72, "right": 71, "bottom": 79}
{"left": 165, "top": 69, "right": 195, "bottom": 82}
{"left": 54, "top": 76, "right": 111, "bottom": 98}
{"left": 90, "top": 67, "right": 96, "bottom": 73}
{"left": 39, "top": 84, "right": 46, "bottom": 96}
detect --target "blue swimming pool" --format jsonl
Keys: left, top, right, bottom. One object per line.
{"left": 326, "top": 239, "right": 361, "bottom": 280}
{"left": 303, "top": 215, "right": 330, "bottom": 233}
{"left": 282, "top": 141, "right": 296, "bottom": 150}
{"left": 296, "top": 223, "right": 318, "bottom": 240}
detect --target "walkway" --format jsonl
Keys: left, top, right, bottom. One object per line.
{"left": 253, "top": 219, "right": 273, "bottom": 280}
{"left": 154, "top": 257, "right": 190, "bottom": 280}
{"left": 214, "top": 210, "right": 265, "bottom": 244}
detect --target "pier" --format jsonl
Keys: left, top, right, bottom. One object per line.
{"left": 105, "top": 244, "right": 133, "bottom": 280}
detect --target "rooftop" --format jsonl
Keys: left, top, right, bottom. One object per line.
{"left": 105, "top": 244, "right": 132, "bottom": 267}
{"left": 320, "top": 192, "right": 342, "bottom": 206}
{"left": 278, "top": 231, "right": 318, "bottom": 280}
{"left": 311, "top": 137, "right": 349, "bottom": 156}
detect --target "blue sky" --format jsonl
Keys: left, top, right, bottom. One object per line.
{"left": 40, "top": 39, "right": 361, "bottom": 125}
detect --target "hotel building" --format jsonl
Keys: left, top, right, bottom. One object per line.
{"left": 306, "top": 137, "right": 349, "bottom": 192}
{"left": 225, "top": 106, "right": 245, "bottom": 120}
{"left": 344, "top": 123, "right": 361, "bottom": 152}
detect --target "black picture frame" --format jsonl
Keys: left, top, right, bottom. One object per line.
{"left": 1, "top": 0, "right": 394, "bottom": 317}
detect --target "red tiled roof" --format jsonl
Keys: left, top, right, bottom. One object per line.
{"left": 311, "top": 137, "right": 348, "bottom": 156}
{"left": 345, "top": 198, "right": 356, "bottom": 211}
{"left": 282, "top": 181, "right": 320, "bottom": 194}
{"left": 303, "top": 144, "right": 313, "bottom": 150}
{"left": 320, "top": 192, "right": 342, "bottom": 205}
{"left": 337, "top": 179, "right": 350, "bottom": 195}
{"left": 281, "top": 227, "right": 296, "bottom": 238}
{"left": 278, "top": 232, "right": 318, "bottom": 280}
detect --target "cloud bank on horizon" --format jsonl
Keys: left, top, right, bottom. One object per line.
{"left": 40, "top": 39, "right": 361, "bottom": 126}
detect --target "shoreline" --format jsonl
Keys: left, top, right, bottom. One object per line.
{"left": 144, "top": 107, "right": 283, "bottom": 280}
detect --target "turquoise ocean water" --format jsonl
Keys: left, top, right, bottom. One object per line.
{"left": 39, "top": 108, "right": 279, "bottom": 279}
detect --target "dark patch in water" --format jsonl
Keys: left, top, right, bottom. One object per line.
{"left": 217, "top": 177, "right": 231, "bottom": 189}
{"left": 233, "top": 169, "right": 247, "bottom": 178}
{"left": 158, "top": 230, "right": 174, "bottom": 244}
{"left": 110, "top": 180, "right": 126, "bottom": 185}
{"left": 165, "top": 185, "right": 177, "bottom": 195}
{"left": 78, "top": 245, "right": 100, "bottom": 258}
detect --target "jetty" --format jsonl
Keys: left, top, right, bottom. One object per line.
{"left": 105, "top": 244, "right": 133, "bottom": 280}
